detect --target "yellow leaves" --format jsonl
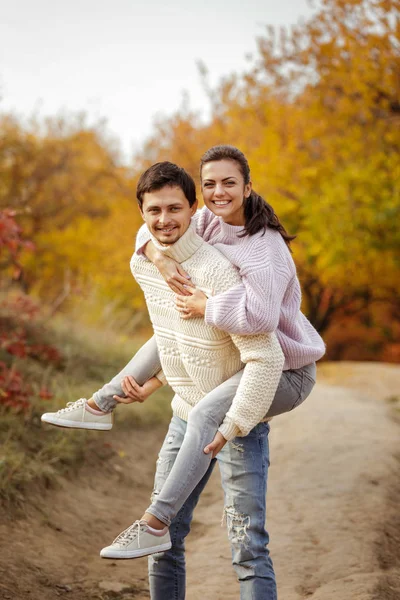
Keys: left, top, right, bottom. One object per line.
{"left": 1, "top": 0, "right": 399, "bottom": 336}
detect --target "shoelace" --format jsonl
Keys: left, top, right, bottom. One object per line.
{"left": 112, "top": 520, "right": 146, "bottom": 548}
{"left": 57, "top": 398, "right": 86, "bottom": 414}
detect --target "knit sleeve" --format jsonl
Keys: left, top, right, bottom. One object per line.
{"left": 135, "top": 223, "right": 151, "bottom": 256}
{"left": 218, "top": 331, "right": 284, "bottom": 441}
{"left": 192, "top": 206, "right": 216, "bottom": 237}
{"left": 205, "top": 265, "right": 289, "bottom": 335}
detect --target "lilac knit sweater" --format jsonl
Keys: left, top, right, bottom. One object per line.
{"left": 136, "top": 207, "right": 325, "bottom": 371}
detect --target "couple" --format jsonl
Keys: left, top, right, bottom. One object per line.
{"left": 42, "top": 145, "right": 325, "bottom": 600}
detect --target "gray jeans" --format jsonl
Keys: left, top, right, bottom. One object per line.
{"left": 93, "top": 336, "right": 161, "bottom": 412}
{"left": 93, "top": 336, "right": 316, "bottom": 526}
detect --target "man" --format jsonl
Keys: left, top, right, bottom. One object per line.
{"left": 42, "top": 162, "right": 284, "bottom": 599}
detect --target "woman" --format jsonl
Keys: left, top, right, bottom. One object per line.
{"left": 44, "top": 146, "right": 325, "bottom": 600}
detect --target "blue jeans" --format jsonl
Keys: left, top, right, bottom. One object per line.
{"left": 148, "top": 416, "right": 276, "bottom": 600}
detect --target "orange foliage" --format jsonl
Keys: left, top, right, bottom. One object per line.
{"left": 0, "top": 0, "right": 399, "bottom": 361}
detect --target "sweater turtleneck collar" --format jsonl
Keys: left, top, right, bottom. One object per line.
{"left": 151, "top": 223, "right": 204, "bottom": 263}
{"left": 218, "top": 217, "right": 246, "bottom": 240}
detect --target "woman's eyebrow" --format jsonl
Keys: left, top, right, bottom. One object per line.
{"left": 203, "top": 176, "right": 238, "bottom": 182}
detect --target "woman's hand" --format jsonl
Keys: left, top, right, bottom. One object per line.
{"left": 175, "top": 288, "right": 208, "bottom": 319}
{"left": 145, "top": 240, "right": 195, "bottom": 296}
{"left": 113, "top": 376, "right": 162, "bottom": 404}
{"left": 203, "top": 431, "right": 227, "bottom": 458}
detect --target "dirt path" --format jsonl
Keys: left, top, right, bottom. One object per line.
{"left": 1, "top": 362, "right": 399, "bottom": 600}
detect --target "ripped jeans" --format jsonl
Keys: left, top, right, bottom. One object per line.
{"left": 149, "top": 416, "right": 276, "bottom": 600}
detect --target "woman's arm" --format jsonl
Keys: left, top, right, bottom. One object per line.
{"left": 176, "top": 231, "right": 294, "bottom": 335}
{"left": 204, "top": 267, "right": 287, "bottom": 334}
{"left": 176, "top": 266, "right": 289, "bottom": 335}
{"left": 145, "top": 240, "right": 195, "bottom": 296}
{"left": 134, "top": 223, "right": 194, "bottom": 295}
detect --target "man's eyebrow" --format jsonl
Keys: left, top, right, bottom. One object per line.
{"left": 145, "top": 202, "right": 184, "bottom": 210}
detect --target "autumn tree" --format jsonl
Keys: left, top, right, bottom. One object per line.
{"left": 0, "top": 114, "right": 143, "bottom": 309}
{"left": 138, "top": 0, "right": 400, "bottom": 349}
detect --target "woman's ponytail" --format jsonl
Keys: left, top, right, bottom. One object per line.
{"left": 241, "top": 190, "right": 296, "bottom": 249}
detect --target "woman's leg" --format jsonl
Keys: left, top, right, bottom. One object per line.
{"left": 145, "top": 372, "right": 242, "bottom": 526}
{"left": 145, "top": 363, "right": 316, "bottom": 527}
{"left": 93, "top": 336, "right": 161, "bottom": 412}
{"left": 217, "top": 422, "right": 276, "bottom": 600}
{"left": 266, "top": 362, "right": 316, "bottom": 418}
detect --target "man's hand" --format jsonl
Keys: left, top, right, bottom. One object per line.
{"left": 203, "top": 431, "right": 227, "bottom": 458}
{"left": 113, "top": 376, "right": 162, "bottom": 404}
{"left": 175, "top": 288, "right": 208, "bottom": 319}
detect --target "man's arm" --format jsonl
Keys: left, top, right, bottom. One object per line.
{"left": 218, "top": 332, "right": 284, "bottom": 441}
{"left": 113, "top": 374, "right": 164, "bottom": 404}
{"left": 92, "top": 336, "right": 162, "bottom": 412}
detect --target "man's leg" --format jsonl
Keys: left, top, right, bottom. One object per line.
{"left": 217, "top": 422, "right": 277, "bottom": 600}
{"left": 148, "top": 416, "right": 217, "bottom": 600}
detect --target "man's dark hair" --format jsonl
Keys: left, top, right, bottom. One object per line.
{"left": 136, "top": 162, "right": 197, "bottom": 209}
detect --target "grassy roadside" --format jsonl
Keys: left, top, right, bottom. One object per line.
{"left": 0, "top": 314, "right": 172, "bottom": 508}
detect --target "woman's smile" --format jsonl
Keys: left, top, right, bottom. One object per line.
{"left": 201, "top": 159, "right": 251, "bottom": 226}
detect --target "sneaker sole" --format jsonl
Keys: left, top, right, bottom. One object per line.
{"left": 100, "top": 542, "right": 172, "bottom": 559}
{"left": 41, "top": 415, "right": 112, "bottom": 430}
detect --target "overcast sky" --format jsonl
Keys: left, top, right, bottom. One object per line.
{"left": 0, "top": 0, "right": 313, "bottom": 161}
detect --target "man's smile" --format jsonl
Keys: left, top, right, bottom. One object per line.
{"left": 157, "top": 226, "right": 177, "bottom": 232}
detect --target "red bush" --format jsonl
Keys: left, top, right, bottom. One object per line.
{"left": 0, "top": 362, "right": 31, "bottom": 412}
{"left": 0, "top": 297, "right": 61, "bottom": 411}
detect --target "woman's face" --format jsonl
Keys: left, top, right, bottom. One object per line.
{"left": 201, "top": 159, "right": 252, "bottom": 226}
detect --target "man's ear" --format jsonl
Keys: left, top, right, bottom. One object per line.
{"left": 191, "top": 199, "right": 199, "bottom": 215}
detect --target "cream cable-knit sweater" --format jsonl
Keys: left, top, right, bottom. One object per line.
{"left": 136, "top": 207, "right": 325, "bottom": 370}
{"left": 130, "top": 225, "right": 284, "bottom": 441}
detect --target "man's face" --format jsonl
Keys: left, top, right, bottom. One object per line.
{"left": 140, "top": 185, "right": 198, "bottom": 245}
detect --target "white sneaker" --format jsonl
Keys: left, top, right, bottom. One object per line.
{"left": 100, "top": 520, "right": 171, "bottom": 559}
{"left": 41, "top": 398, "right": 112, "bottom": 430}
